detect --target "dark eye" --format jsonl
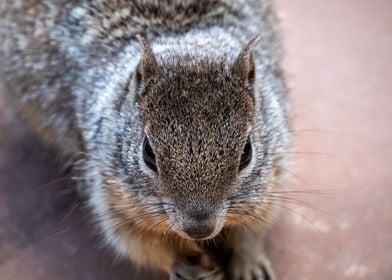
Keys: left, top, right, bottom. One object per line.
{"left": 143, "top": 137, "right": 157, "bottom": 172}
{"left": 239, "top": 137, "right": 252, "bottom": 171}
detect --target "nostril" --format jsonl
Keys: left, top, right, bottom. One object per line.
{"left": 183, "top": 223, "right": 215, "bottom": 239}
{"left": 187, "top": 209, "right": 210, "bottom": 221}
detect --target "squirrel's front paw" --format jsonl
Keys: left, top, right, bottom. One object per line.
{"left": 227, "top": 253, "right": 276, "bottom": 280}
{"left": 170, "top": 255, "right": 224, "bottom": 280}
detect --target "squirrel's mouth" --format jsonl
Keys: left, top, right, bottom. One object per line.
{"left": 172, "top": 223, "right": 224, "bottom": 241}
{"left": 160, "top": 198, "right": 228, "bottom": 240}
{"left": 174, "top": 222, "right": 219, "bottom": 240}
{"left": 167, "top": 209, "right": 227, "bottom": 241}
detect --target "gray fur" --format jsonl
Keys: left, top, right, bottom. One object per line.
{"left": 0, "top": 0, "right": 289, "bottom": 279}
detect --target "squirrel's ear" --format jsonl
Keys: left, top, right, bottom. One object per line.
{"left": 231, "top": 36, "right": 261, "bottom": 90}
{"left": 136, "top": 35, "right": 160, "bottom": 84}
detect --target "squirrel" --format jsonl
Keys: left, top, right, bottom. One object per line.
{"left": 0, "top": 0, "right": 289, "bottom": 279}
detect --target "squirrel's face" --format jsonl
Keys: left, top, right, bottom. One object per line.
{"left": 138, "top": 63, "right": 254, "bottom": 239}
{"left": 128, "top": 37, "right": 265, "bottom": 240}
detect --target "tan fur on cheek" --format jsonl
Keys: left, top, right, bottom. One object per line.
{"left": 106, "top": 186, "right": 170, "bottom": 235}
{"left": 104, "top": 185, "right": 202, "bottom": 270}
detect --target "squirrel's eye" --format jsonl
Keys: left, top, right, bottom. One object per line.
{"left": 143, "top": 137, "right": 157, "bottom": 172}
{"left": 239, "top": 137, "right": 252, "bottom": 171}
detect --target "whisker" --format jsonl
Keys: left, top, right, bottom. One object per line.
{"left": 280, "top": 166, "right": 311, "bottom": 186}
{"left": 37, "top": 201, "right": 169, "bottom": 244}
{"left": 68, "top": 210, "right": 167, "bottom": 262}
{"left": 59, "top": 200, "right": 83, "bottom": 226}
{"left": 264, "top": 195, "right": 341, "bottom": 220}
{"left": 291, "top": 128, "right": 357, "bottom": 138}
{"left": 289, "top": 106, "right": 325, "bottom": 121}
{"left": 36, "top": 176, "right": 71, "bottom": 190}
{"left": 270, "top": 151, "right": 335, "bottom": 157}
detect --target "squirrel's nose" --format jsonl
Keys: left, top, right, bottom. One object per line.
{"left": 187, "top": 208, "right": 210, "bottom": 221}
{"left": 183, "top": 221, "right": 215, "bottom": 239}
{"left": 182, "top": 209, "right": 216, "bottom": 239}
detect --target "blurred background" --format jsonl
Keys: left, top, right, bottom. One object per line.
{"left": 0, "top": 0, "right": 391, "bottom": 279}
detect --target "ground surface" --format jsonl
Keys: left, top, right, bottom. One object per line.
{"left": 1, "top": 0, "right": 391, "bottom": 279}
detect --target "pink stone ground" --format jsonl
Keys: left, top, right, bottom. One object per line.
{"left": 0, "top": 0, "right": 391, "bottom": 279}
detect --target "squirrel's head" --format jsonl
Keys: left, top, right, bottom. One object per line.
{"left": 135, "top": 36, "right": 265, "bottom": 240}
{"left": 94, "top": 36, "right": 283, "bottom": 243}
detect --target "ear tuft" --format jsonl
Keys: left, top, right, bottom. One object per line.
{"left": 231, "top": 36, "right": 261, "bottom": 89}
{"left": 136, "top": 35, "right": 160, "bottom": 83}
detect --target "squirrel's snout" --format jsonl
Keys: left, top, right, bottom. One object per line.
{"left": 167, "top": 202, "right": 227, "bottom": 240}
{"left": 182, "top": 211, "right": 216, "bottom": 239}
{"left": 186, "top": 208, "right": 211, "bottom": 221}
{"left": 177, "top": 207, "right": 225, "bottom": 240}
{"left": 183, "top": 221, "right": 215, "bottom": 239}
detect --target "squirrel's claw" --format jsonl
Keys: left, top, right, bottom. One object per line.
{"left": 226, "top": 253, "right": 276, "bottom": 280}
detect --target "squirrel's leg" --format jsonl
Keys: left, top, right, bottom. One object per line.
{"left": 170, "top": 254, "right": 224, "bottom": 280}
{"left": 225, "top": 227, "right": 276, "bottom": 280}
